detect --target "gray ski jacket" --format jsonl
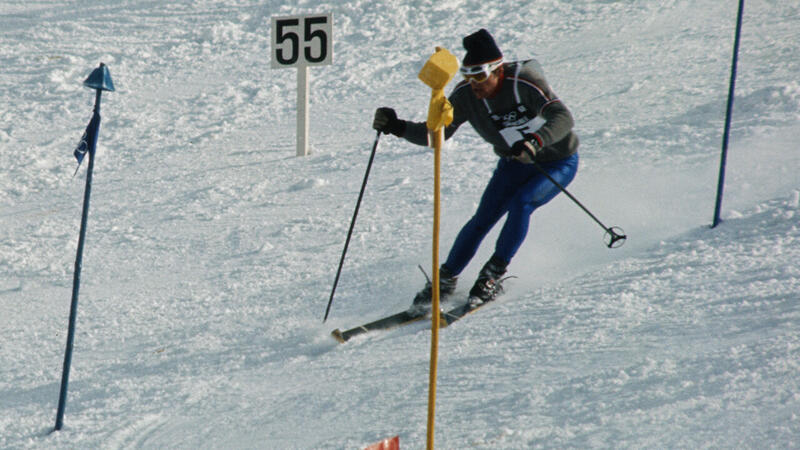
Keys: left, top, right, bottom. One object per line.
{"left": 399, "top": 59, "right": 579, "bottom": 163}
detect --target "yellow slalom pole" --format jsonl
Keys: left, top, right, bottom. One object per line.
{"left": 417, "top": 47, "right": 458, "bottom": 450}
{"left": 427, "top": 125, "right": 442, "bottom": 450}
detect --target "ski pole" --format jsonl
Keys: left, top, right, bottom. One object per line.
{"left": 323, "top": 131, "right": 381, "bottom": 322}
{"left": 532, "top": 161, "right": 627, "bottom": 248}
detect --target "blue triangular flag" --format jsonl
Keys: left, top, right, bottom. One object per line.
{"left": 73, "top": 112, "right": 100, "bottom": 172}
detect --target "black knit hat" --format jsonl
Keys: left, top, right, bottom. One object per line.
{"left": 462, "top": 29, "right": 503, "bottom": 66}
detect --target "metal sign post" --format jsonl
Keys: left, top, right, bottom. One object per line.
{"left": 271, "top": 13, "right": 333, "bottom": 156}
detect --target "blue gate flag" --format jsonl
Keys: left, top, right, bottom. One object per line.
{"left": 73, "top": 111, "right": 100, "bottom": 169}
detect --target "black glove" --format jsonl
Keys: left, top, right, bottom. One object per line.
{"left": 510, "top": 133, "right": 542, "bottom": 163}
{"left": 373, "top": 107, "right": 406, "bottom": 136}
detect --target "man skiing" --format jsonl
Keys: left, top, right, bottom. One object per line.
{"left": 373, "top": 29, "right": 579, "bottom": 308}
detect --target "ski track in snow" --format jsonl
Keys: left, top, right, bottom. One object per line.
{"left": 1, "top": 0, "right": 799, "bottom": 448}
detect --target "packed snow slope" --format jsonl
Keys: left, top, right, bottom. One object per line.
{"left": 1, "top": 0, "right": 799, "bottom": 448}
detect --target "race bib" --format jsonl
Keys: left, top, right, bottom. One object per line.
{"left": 490, "top": 105, "right": 545, "bottom": 147}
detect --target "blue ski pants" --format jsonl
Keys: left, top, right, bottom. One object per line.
{"left": 443, "top": 153, "right": 579, "bottom": 275}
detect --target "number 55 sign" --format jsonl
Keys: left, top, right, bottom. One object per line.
{"left": 272, "top": 13, "right": 333, "bottom": 156}
{"left": 271, "top": 14, "right": 332, "bottom": 68}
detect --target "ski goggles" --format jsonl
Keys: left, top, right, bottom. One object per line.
{"left": 460, "top": 60, "right": 503, "bottom": 83}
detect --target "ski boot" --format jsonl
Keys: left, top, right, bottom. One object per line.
{"left": 411, "top": 265, "right": 457, "bottom": 312}
{"left": 467, "top": 256, "right": 507, "bottom": 308}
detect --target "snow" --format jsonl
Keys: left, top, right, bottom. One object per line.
{"left": 1, "top": 0, "right": 799, "bottom": 448}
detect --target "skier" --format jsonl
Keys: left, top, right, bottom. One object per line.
{"left": 372, "top": 29, "right": 580, "bottom": 307}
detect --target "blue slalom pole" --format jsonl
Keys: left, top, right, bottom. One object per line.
{"left": 54, "top": 63, "right": 114, "bottom": 432}
{"left": 712, "top": 0, "right": 745, "bottom": 228}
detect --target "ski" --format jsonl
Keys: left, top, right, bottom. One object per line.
{"left": 439, "top": 300, "right": 487, "bottom": 326}
{"left": 441, "top": 276, "right": 510, "bottom": 326}
{"left": 331, "top": 308, "right": 431, "bottom": 343}
{"left": 331, "top": 296, "right": 496, "bottom": 342}
{"left": 332, "top": 277, "right": 509, "bottom": 342}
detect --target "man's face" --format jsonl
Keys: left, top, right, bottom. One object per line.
{"left": 469, "top": 69, "right": 502, "bottom": 99}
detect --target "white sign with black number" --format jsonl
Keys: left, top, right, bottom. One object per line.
{"left": 271, "top": 14, "right": 333, "bottom": 68}
{"left": 271, "top": 13, "right": 333, "bottom": 157}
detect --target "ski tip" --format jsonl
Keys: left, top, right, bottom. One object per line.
{"left": 331, "top": 329, "right": 347, "bottom": 343}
